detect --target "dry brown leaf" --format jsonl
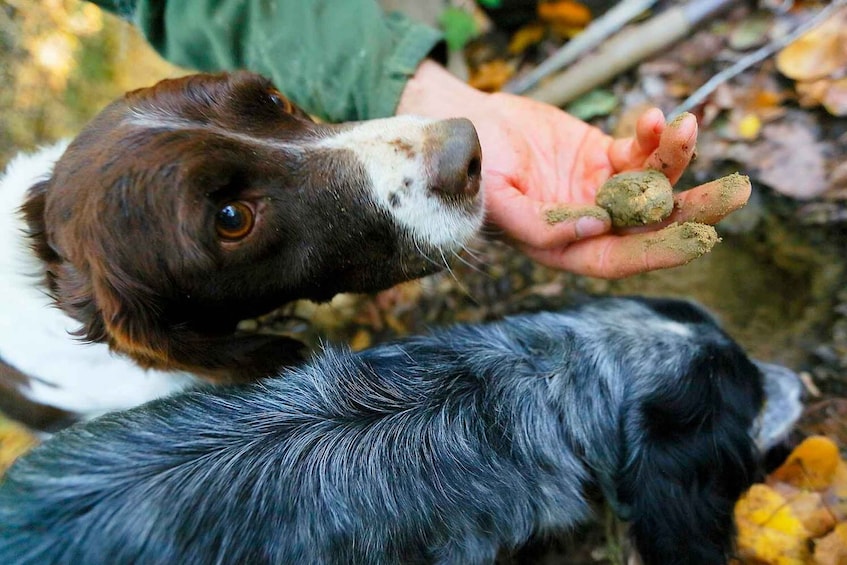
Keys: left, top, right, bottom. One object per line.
{"left": 771, "top": 436, "right": 841, "bottom": 491}
{"left": 776, "top": 8, "right": 847, "bottom": 81}
{"left": 745, "top": 117, "right": 829, "bottom": 200}
{"left": 787, "top": 490, "right": 838, "bottom": 538}
{"left": 796, "top": 78, "right": 833, "bottom": 108}
{"left": 825, "top": 460, "right": 847, "bottom": 521}
{"left": 814, "top": 522, "right": 847, "bottom": 565}
{"left": 794, "top": 77, "right": 847, "bottom": 117}
{"left": 822, "top": 77, "right": 847, "bottom": 117}
{"left": 735, "top": 483, "right": 812, "bottom": 564}
{"left": 776, "top": 7, "right": 847, "bottom": 116}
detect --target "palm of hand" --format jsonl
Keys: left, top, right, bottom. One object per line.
{"left": 472, "top": 93, "right": 744, "bottom": 278}
{"left": 484, "top": 99, "right": 619, "bottom": 205}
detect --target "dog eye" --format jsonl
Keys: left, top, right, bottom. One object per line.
{"left": 215, "top": 202, "right": 255, "bottom": 241}
{"left": 267, "top": 89, "right": 293, "bottom": 113}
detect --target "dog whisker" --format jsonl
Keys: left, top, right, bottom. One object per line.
{"left": 450, "top": 247, "right": 487, "bottom": 278}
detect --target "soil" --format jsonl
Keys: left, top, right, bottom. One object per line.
{"left": 644, "top": 221, "right": 719, "bottom": 261}
{"left": 595, "top": 169, "right": 674, "bottom": 227}
{"left": 545, "top": 205, "right": 610, "bottom": 225}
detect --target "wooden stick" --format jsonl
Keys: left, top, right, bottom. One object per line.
{"left": 670, "top": 0, "right": 847, "bottom": 118}
{"left": 524, "top": 0, "right": 740, "bottom": 107}
{"left": 504, "top": 0, "right": 659, "bottom": 95}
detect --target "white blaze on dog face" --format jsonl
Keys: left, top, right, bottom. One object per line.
{"left": 316, "top": 116, "right": 485, "bottom": 252}
{"left": 15, "top": 72, "right": 489, "bottom": 386}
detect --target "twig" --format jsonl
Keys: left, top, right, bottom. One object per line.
{"left": 670, "top": 0, "right": 847, "bottom": 119}
{"left": 523, "top": 0, "right": 740, "bottom": 107}
{"left": 504, "top": 0, "right": 659, "bottom": 95}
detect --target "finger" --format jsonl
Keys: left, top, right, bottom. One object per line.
{"left": 617, "top": 173, "right": 752, "bottom": 234}
{"left": 644, "top": 112, "right": 698, "bottom": 184}
{"left": 634, "top": 107, "right": 666, "bottom": 154}
{"left": 487, "top": 184, "right": 611, "bottom": 249}
{"left": 522, "top": 222, "right": 719, "bottom": 279}
{"left": 607, "top": 108, "right": 665, "bottom": 171}
{"left": 669, "top": 173, "right": 752, "bottom": 225}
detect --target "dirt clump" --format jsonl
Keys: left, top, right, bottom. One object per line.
{"left": 544, "top": 205, "right": 610, "bottom": 225}
{"left": 644, "top": 221, "right": 720, "bottom": 262}
{"left": 596, "top": 169, "right": 674, "bottom": 228}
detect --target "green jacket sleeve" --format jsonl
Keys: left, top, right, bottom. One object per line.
{"left": 90, "top": 0, "right": 443, "bottom": 122}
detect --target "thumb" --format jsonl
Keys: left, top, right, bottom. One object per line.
{"left": 487, "top": 184, "right": 610, "bottom": 249}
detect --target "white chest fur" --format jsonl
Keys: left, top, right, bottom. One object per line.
{"left": 0, "top": 143, "right": 198, "bottom": 419}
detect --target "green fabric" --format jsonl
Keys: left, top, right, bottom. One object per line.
{"left": 90, "top": 0, "right": 443, "bottom": 122}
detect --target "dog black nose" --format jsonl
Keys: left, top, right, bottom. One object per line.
{"left": 428, "top": 118, "right": 482, "bottom": 200}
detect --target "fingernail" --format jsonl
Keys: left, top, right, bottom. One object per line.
{"left": 575, "top": 217, "right": 608, "bottom": 239}
{"left": 668, "top": 112, "right": 690, "bottom": 128}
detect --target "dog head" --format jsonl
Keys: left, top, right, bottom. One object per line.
{"left": 22, "top": 71, "right": 484, "bottom": 382}
{"left": 561, "top": 297, "right": 803, "bottom": 563}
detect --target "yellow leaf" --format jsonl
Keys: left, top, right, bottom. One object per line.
{"left": 349, "top": 329, "right": 372, "bottom": 351}
{"left": 508, "top": 23, "right": 546, "bottom": 55}
{"left": 736, "top": 484, "right": 811, "bottom": 563}
{"left": 771, "top": 436, "right": 841, "bottom": 491}
{"left": 0, "top": 419, "right": 39, "bottom": 475}
{"left": 735, "top": 484, "right": 811, "bottom": 564}
{"left": 738, "top": 114, "right": 763, "bottom": 140}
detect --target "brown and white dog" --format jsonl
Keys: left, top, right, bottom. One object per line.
{"left": 0, "top": 71, "right": 484, "bottom": 429}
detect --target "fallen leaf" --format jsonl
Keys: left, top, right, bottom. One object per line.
{"left": 776, "top": 7, "right": 847, "bottom": 81}
{"left": 814, "top": 522, "right": 847, "bottom": 565}
{"left": 737, "top": 113, "right": 763, "bottom": 140}
{"left": 735, "top": 483, "right": 811, "bottom": 564}
{"left": 776, "top": 7, "right": 847, "bottom": 116}
{"left": 469, "top": 59, "right": 515, "bottom": 92}
{"left": 745, "top": 115, "right": 830, "bottom": 199}
{"left": 349, "top": 329, "right": 372, "bottom": 351}
{"left": 537, "top": 0, "right": 592, "bottom": 28}
{"left": 786, "top": 490, "right": 838, "bottom": 538}
{"left": 565, "top": 89, "right": 618, "bottom": 120}
{"left": 771, "top": 436, "right": 841, "bottom": 491}
{"left": 730, "top": 12, "right": 774, "bottom": 51}
{"left": 826, "top": 460, "right": 847, "bottom": 521}
{"left": 0, "top": 419, "right": 39, "bottom": 474}
{"left": 508, "top": 22, "right": 546, "bottom": 54}
{"left": 822, "top": 77, "right": 847, "bottom": 117}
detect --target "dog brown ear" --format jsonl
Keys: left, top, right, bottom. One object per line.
{"left": 23, "top": 179, "right": 303, "bottom": 384}
{"left": 21, "top": 181, "right": 60, "bottom": 270}
{"left": 22, "top": 180, "right": 111, "bottom": 343}
{"left": 93, "top": 277, "right": 306, "bottom": 383}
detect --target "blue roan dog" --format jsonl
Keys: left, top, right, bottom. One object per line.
{"left": 0, "top": 297, "right": 801, "bottom": 565}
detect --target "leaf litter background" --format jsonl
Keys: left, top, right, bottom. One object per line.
{"left": 1, "top": 1, "right": 846, "bottom": 562}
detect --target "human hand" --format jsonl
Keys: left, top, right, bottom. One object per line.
{"left": 397, "top": 61, "right": 751, "bottom": 279}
